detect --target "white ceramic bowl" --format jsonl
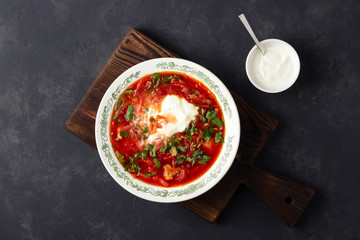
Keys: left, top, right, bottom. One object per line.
{"left": 245, "top": 39, "right": 300, "bottom": 93}
{"left": 95, "top": 58, "right": 240, "bottom": 203}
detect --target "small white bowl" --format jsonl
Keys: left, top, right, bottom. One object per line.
{"left": 95, "top": 58, "right": 241, "bottom": 203}
{"left": 245, "top": 39, "right": 300, "bottom": 93}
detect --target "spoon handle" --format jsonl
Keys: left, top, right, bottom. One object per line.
{"left": 239, "top": 14, "right": 265, "bottom": 55}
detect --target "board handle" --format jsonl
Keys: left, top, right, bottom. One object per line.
{"left": 237, "top": 163, "right": 315, "bottom": 227}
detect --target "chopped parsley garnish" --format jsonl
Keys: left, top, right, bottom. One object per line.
{"left": 160, "top": 147, "right": 167, "bottom": 153}
{"left": 120, "top": 131, "right": 130, "bottom": 138}
{"left": 181, "top": 135, "right": 192, "bottom": 142}
{"left": 123, "top": 89, "right": 134, "bottom": 94}
{"left": 125, "top": 105, "right": 134, "bottom": 121}
{"left": 201, "top": 127, "right": 211, "bottom": 142}
{"left": 141, "top": 135, "right": 148, "bottom": 141}
{"left": 163, "top": 76, "right": 172, "bottom": 82}
{"left": 144, "top": 144, "right": 154, "bottom": 151}
{"left": 185, "top": 121, "right": 197, "bottom": 135}
{"left": 177, "top": 145, "right": 187, "bottom": 152}
{"left": 215, "top": 132, "right": 224, "bottom": 143}
{"left": 186, "top": 149, "right": 212, "bottom": 165}
{"left": 115, "top": 99, "right": 122, "bottom": 111}
{"left": 142, "top": 126, "right": 149, "bottom": 133}
{"left": 143, "top": 107, "right": 149, "bottom": 113}
{"left": 150, "top": 150, "right": 157, "bottom": 157}
{"left": 212, "top": 117, "right": 224, "bottom": 127}
{"left": 200, "top": 115, "right": 207, "bottom": 122}
{"left": 198, "top": 155, "right": 211, "bottom": 164}
{"left": 141, "top": 151, "right": 148, "bottom": 159}
{"left": 150, "top": 73, "right": 161, "bottom": 79}
{"left": 154, "top": 158, "right": 161, "bottom": 168}
{"left": 206, "top": 110, "right": 216, "bottom": 119}
{"left": 112, "top": 114, "right": 118, "bottom": 119}
{"left": 177, "top": 154, "right": 186, "bottom": 164}
{"left": 150, "top": 117, "right": 155, "bottom": 122}
{"left": 110, "top": 132, "right": 114, "bottom": 135}
{"left": 144, "top": 172, "right": 157, "bottom": 177}
{"left": 168, "top": 138, "right": 180, "bottom": 147}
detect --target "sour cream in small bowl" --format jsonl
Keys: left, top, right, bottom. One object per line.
{"left": 245, "top": 39, "right": 300, "bottom": 93}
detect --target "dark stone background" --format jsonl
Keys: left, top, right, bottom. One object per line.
{"left": 1, "top": 0, "right": 359, "bottom": 239}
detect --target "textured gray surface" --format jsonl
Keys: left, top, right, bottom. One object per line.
{"left": 1, "top": 0, "right": 360, "bottom": 239}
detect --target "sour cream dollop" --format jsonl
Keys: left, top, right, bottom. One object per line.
{"left": 147, "top": 95, "right": 198, "bottom": 143}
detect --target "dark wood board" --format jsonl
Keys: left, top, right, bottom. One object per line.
{"left": 65, "top": 27, "right": 315, "bottom": 226}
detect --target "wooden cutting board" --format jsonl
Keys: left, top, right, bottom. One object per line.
{"left": 65, "top": 27, "right": 315, "bottom": 226}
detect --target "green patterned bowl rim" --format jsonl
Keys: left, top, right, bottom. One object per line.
{"left": 95, "top": 58, "right": 240, "bottom": 203}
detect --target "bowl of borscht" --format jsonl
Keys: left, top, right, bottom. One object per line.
{"left": 95, "top": 58, "right": 240, "bottom": 202}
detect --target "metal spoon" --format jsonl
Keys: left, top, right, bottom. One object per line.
{"left": 238, "top": 14, "right": 265, "bottom": 55}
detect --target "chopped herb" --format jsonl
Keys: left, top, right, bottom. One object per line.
{"left": 112, "top": 114, "right": 118, "bottom": 119}
{"left": 186, "top": 164, "right": 191, "bottom": 168}
{"left": 201, "top": 127, "right": 211, "bottom": 142}
{"left": 200, "top": 115, "right": 207, "bottom": 122}
{"left": 115, "top": 98, "right": 122, "bottom": 111}
{"left": 177, "top": 145, "right": 187, "bottom": 152}
{"left": 133, "top": 126, "right": 138, "bottom": 134}
{"left": 168, "top": 138, "right": 180, "bottom": 147}
{"left": 125, "top": 105, "right": 134, "bottom": 121}
{"left": 123, "top": 89, "right": 134, "bottom": 94}
{"left": 111, "top": 144, "right": 114, "bottom": 147}
{"left": 144, "top": 171, "right": 157, "bottom": 177}
{"left": 206, "top": 99, "right": 210, "bottom": 104}
{"left": 154, "top": 158, "right": 161, "bottom": 168}
{"left": 141, "top": 135, "right": 148, "bottom": 141}
{"left": 193, "top": 150, "right": 202, "bottom": 158}
{"left": 163, "top": 76, "right": 172, "bottom": 82}
{"left": 120, "top": 131, "right": 130, "bottom": 138}
{"left": 150, "top": 117, "right": 155, "bottom": 122}
{"left": 198, "top": 155, "right": 211, "bottom": 164}
{"left": 153, "top": 79, "right": 160, "bottom": 87}
{"left": 150, "top": 150, "right": 157, "bottom": 157}
{"left": 110, "top": 132, "right": 114, "bottom": 135}
{"left": 115, "top": 151, "right": 123, "bottom": 161}
{"left": 141, "top": 151, "right": 148, "bottom": 159}
{"left": 151, "top": 89, "right": 156, "bottom": 95}
{"left": 177, "top": 154, "right": 186, "bottom": 164}
{"left": 181, "top": 135, "right": 192, "bottom": 142}
{"left": 134, "top": 152, "right": 141, "bottom": 159}
{"left": 150, "top": 73, "right": 161, "bottom": 79}
{"left": 144, "top": 144, "right": 154, "bottom": 151}
{"left": 212, "top": 117, "right": 224, "bottom": 127}
{"left": 206, "top": 110, "right": 216, "bottom": 119}
{"left": 143, "top": 107, "right": 149, "bottom": 113}
{"left": 186, "top": 157, "right": 196, "bottom": 166}
{"left": 115, "top": 138, "right": 119, "bottom": 141}
{"left": 160, "top": 147, "right": 167, "bottom": 153}
{"left": 185, "top": 121, "right": 197, "bottom": 135}
{"left": 215, "top": 132, "right": 225, "bottom": 143}
{"left": 142, "top": 126, "right": 149, "bottom": 133}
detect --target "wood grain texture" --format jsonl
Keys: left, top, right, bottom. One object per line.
{"left": 65, "top": 27, "right": 314, "bottom": 226}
